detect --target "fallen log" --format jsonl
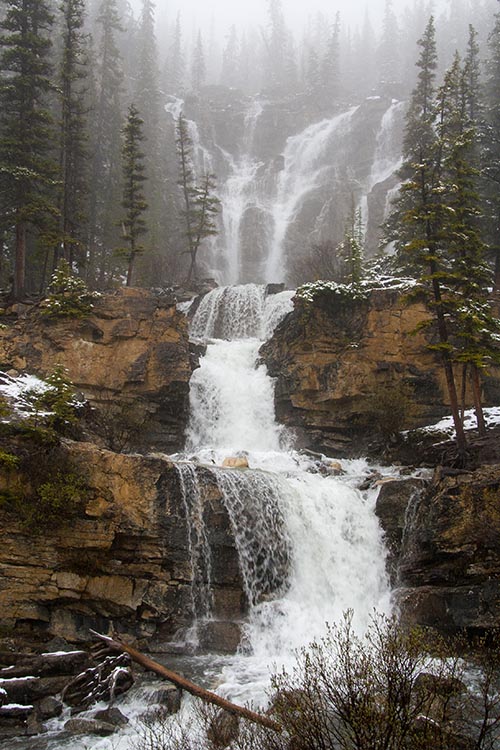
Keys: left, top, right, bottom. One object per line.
{"left": 90, "top": 631, "right": 281, "bottom": 733}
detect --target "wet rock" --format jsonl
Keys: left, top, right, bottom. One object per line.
{"left": 0, "top": 650, "right": 89, "bottom": 679}
{"left": 397, "top": 465, "right": 500, "bottom": 635}
{"left": 64, "top": 717, "right": 117, "bottom": 736}
{"left": 150, "top": 685, "right": 182, "bottom": 715}
{"left": 375, "top": 477, "right": 427, "bottom": 584}
{"left": 93, "top": 706, "right": 129, "bottom": 726}
{"left": 265, "top": 283, "right": 285, "bottom": 296}
{"left": 199, "top": 621, "right": 242, "bottom": 654}
{"left": 37, "top": 696, "right": 63, "bottom": 720}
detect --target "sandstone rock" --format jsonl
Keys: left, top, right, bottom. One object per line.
{"left": 222, "top": 457, "right": 249, "bottom": 469}
{"left": 260, "top": 288, "right": 500, "bottom": 458}
{"left": 0, "top": 288, "right": 195, "bottom": 453}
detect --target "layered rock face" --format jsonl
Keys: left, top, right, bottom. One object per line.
{"left": 261, "top": 288, "right": 500, "bottom": 456}
{"left": 376, "top": 466, "right": 500, "bottom": 636}
{"left": 0, "top": 289, "right": 194, "bottom": 452}
{"left": 0, "top": 443, "right": 245, "bottom": 646}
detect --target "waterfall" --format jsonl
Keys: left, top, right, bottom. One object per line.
{"left": 178, "top": 284, "right": 391, "bottom": 707}
{"left": 266, "top": 107, "right": 359, "bottom": 282}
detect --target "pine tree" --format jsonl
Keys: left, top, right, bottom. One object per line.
{"left": 342, "top": 202, "right": 365, "bottom": 289}
{"left": 191, "top": 31, "right": 206, "bottom": 93}
{"left": 264, "top": 0, "right": 287, "bottom": 90}
{"left": 87, "top": 0, "right": 124, "bottom": 287}
{"left": 0, "top": 0, "right": 58, "bottom": 299}
{"left": 175, "top": 113, "right": 219, "bottom": 282}
{"left": 163, "top": 12, "right": 184, "bottom": 95}
{"left": 390, "top": 17, "right": 468, "bottom": 456}
{"left": 221, "top": 25, "right": 239, "bottom": 88}
{"left": 482, "top": 9, "right": 500, "bottom": 288}
{"left": 117, "top": 104, "right": 148, "bottom": 287}
{"left": 56, "top": 0, "right": 89, "bottom": 275}
{"left": 378, "top": 0, "right": 400, "bottom": 93}
{"left": 320, "top": 13, "right": 340, "bottom": 100}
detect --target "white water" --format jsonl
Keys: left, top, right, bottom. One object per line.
{"left": 218, "top": 101, "right": 265, "bottom": 284}
{"left": 182, "top": 284, "right": 391, "bottom": 707}
{"left": 265, "top": 107, "right": 359, "bottom": 282}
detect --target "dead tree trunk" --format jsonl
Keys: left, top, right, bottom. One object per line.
{"left": 91, "top": 631, "right": 281, "bottom": 733}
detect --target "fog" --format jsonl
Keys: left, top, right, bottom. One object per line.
{"left": 132, "top": 0, "right": 449, "bottom": 35}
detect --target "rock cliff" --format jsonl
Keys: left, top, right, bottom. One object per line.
{"left": 375, "top": 465, "right": 500, "bottom": 637}
{"left": 260, "top": 287, "right": 500, "bottom": 456}
{"left": 0, "top": 441, "right": 245, "bottom": 647}
{"left": 0, "top": 288, "right": 195, "bottom": 452}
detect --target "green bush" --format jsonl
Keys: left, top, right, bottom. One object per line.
{"left": 366, "top": 381, "right": 416, "bottom": 442}
{"left": 5, "top": 471, "right": 89, "bottom": 530}
{"left": 0, "top": 450, "right": 19, "bottom": 469}
{"left": 41, "top": 259, "right": 101, "bottom": 318}
{"left": 25, "top": 365, "right": 82, "bottom": 434}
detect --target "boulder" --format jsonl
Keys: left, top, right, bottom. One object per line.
{"left": 222, "top": 457, "right": 249, "bottom": 469}
{"left": 64, "top": 718, "right": 116, "bottom": 736}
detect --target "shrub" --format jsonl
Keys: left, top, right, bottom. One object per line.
{"left": 366, "top": 381, "right": 416, "bottom": 442}
{"left": 41, "top": 259, "right": 101, "bottom": 318}
{"left": 25, "top": 365, "right": 82, "bottom": 434}
{"left": 2, "top": 471, "right": 89, "bottom": 530}
{"left": 132, "top": 612, "right": 500, "bottom": 750}
{"left": 0, "top": 450, "right": 19, "bottom": 469}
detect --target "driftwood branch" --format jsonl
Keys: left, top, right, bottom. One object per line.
{"left": 90, "top": 630, "right": 281, "bottom": 733}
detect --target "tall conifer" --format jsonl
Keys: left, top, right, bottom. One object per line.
{"left": 0, "top": 0, "right": 58, "bottom": 299}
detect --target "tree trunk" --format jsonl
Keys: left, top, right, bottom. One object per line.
{"left": 430, "top": 272, "right": 467, "bottom": 457}
{"left": 91, "top": 631, "right": 281, "bottom": 733}
{"left": 13, "top": 219, "right": 26, "bottom": 300}
{"left": 471, "top": 366, "right": 487, "bottom": 436}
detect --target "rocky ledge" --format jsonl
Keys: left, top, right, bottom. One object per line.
{"left": 0, "top": 288, "right": 197, "bottom": 453}
{"left": 260, "top": 287, "right": 500, "bottom": 457}
{"left": 376, "top": 465, "right": 500, "bottom": 636}
{"left": 0, "top": 442, "right": 245, "bottom": 649}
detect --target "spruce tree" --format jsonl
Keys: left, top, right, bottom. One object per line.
{"left": 191, "top": 31, "right": 206, "bottom": 92}
{"left": 0, "top": 0, "right": 58, "bottom": 299}
{"left": 56, "top": 0, "right": 89, "bottom": 275}
{"left": 175, "top": 113, "right": 220, "bottom": 282}
{"left": 482, "top": 9, "right": 500, "bottom": 288}
{"left": 390, "top": 17, "right": 468, "bottom": 456}
{"left": 87, "top": 0, "right": 123, "bottom": 287}
{"left": 117, "top": 104, "right": 148, "bottom": 287}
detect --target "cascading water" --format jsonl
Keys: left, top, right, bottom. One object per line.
{"left": 177, "top": 284, "right": 391, "bottom": 708}
{"left": 265, "top": 107, "right": 359, "bottom": 282}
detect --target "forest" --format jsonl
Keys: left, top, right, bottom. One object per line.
{"left": 0, "top": 0, "right": 499, "bottom": 298}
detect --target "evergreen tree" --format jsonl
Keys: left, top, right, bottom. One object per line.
{"left": 390, "top": 17, "right": 468, "bottom": 456}
{"left": 134, "top": 0, "right": 165, "bottom": 285}
{"left": 175, "top": 113, "right": 219, "bottom": 282}
{"left": 321, "top": 13, "right": 340, "bottom": 100}
{"left": 378, "top": 0, "right": 401, "bottom": 93}
{"left": 482, "top": 9, "right": 500, "bottom": 288}
{"left": 117, "top": 104, "right": 147, "bottom": 287}
{"left": 342, "top": 202, "right": 365, "bottom": 289}
{"left": 163, "top": 12, "right": 184, "bottom": 95}
{"left": 0, "top": 0, "right": 58, "bottom": 299}
{"left": 264, "top": 0, "right": 287, "bottom": 90}
{"left": 87, "top": 0, "right": 124, "bottom": 286}
{"left": 221, "top": 25, "right": 239, "bottom": 89}
{"left": 56, "top": 0, "right": 89, "bottom": 275}
{"left": 191, "top": 31, "right": 206, "bottom": 92}
{"left": 436, "top": 54, "right": 498, "bottom": 434}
